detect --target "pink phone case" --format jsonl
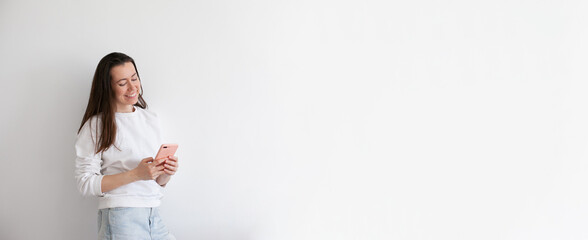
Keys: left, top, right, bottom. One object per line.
{"left": 155, "top": 144, "right": 178, "bottom": 160}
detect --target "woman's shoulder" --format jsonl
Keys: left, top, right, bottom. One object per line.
{"left": 78, "top": 113, "right": 103, "bottom": 136}
{"left": 82, "top": 114, "right": 103, "bottom": 128}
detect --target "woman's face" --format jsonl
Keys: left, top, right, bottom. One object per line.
{"left": 110, "top": 62, "right": 141, "bottom": 112}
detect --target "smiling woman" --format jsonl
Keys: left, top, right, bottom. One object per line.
{"left": 75, "top": 52, "right": 178, "bottom": 239}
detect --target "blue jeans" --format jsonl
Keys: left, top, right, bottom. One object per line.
{"left": 98, "top": 207, "right": 175, "bottom": 240}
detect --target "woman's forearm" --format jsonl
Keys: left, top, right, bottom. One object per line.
{"left": 156, "top": 174, "right": 171, "bottom": 187}
{"left": 101, "top": 170, "right": 139, "bottom": 193}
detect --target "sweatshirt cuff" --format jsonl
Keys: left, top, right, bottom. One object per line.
{"left": 95, "top": 174, "right": 105, "bottom": 197}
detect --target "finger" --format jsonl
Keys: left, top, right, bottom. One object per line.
{"left": 163, "top": 169, "right": 175, "bottom": 175}
{"left": 155, "top": 158, "right": 167, "bottom": 165}
{"left": 149, "top": 164, "right": 165, "bottom": 172}
{"left": 165, "top": 161, "right": 177, "bottom": 167}
{"left": 164, "top": 164, "right": 176, "bottom": 171}
{"left": 151, "top": 158, "right": 166, "bottom": 166}
{"left": 142, "top": 157, "right": 154, "bottom": 163}
{"left": 169, "top": 156, "right": 178, "bottom": 161}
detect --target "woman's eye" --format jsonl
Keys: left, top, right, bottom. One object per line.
{"left": 131, "top": 78, "right": 138, "bottom": 81}
{"left": 119, "top": 83, "right": 127, "bottom": 87}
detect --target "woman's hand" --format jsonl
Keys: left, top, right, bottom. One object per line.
{"left": 156, "top": 156, "right": 178, "bottom": 186}
{"left": 162, "top": 156, "right": 179, "bottom": 176}
{"left": 132, "top": 157, "right": 166, "bottom": 181}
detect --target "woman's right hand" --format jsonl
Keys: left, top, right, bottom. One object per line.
{"left": 131, "top": 157, "right": 166, "bottom": 180}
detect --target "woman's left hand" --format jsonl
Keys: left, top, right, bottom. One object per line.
{"left": 155, "top": 156, "right": 178, "bottom": 186}
{"left": 163, "top": 156, "right": 179, "bottom": 176}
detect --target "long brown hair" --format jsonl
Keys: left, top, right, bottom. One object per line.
{"left": 78, "top": 52, "right": 148, "bottom": 153}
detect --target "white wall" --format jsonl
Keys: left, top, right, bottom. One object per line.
{"left": 2, "top": 0, "right": 588, "bottom": 239}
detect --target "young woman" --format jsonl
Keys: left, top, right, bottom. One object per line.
{"left": 75, "top": 52, "right": 178, "bottom": 239}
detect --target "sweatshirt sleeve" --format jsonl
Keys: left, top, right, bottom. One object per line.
{"left": 74, "top": 118, "right": 105, "bottom": 197}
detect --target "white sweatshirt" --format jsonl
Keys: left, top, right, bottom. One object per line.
{"left": 75, "top": 107, "right": 164, "bottom": 209}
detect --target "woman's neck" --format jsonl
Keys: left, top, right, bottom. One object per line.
{"left": 116, "top": 105, "right": 135, "bottom": 113}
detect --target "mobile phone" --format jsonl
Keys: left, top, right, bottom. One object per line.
{"left": 155, "top": 144, "right": 178, "bottom": 161}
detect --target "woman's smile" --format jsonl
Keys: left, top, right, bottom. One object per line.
{"left": 125, "top": 92, "right": 138, "bottom": 98}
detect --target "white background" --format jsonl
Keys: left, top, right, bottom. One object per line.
{"left": 1, "top": 0, "right": 588, "bottom": 239}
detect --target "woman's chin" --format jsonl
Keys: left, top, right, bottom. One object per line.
{"left": 125, "top": 99, "right": 138, "bottom": 105}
